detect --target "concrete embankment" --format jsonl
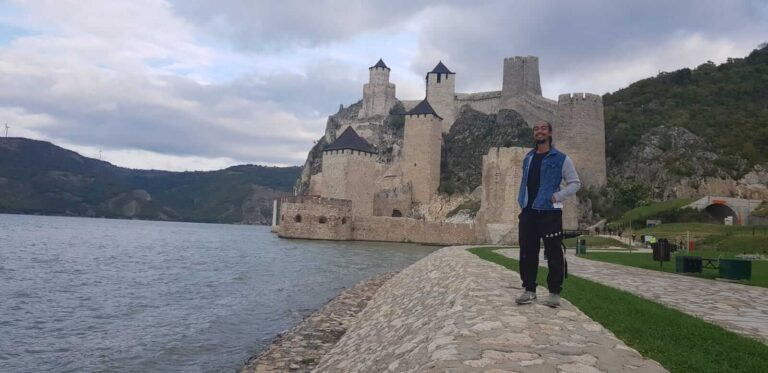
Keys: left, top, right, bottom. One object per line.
{"left": 314, "top": 246, "right": 666, "bottom": 372}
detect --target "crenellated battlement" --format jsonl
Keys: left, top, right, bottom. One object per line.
{"left": 322, "top": 149, "right": 377, "bottom": 157}
{"left": 557, "top": 92, "right": 602, "bottom": 104}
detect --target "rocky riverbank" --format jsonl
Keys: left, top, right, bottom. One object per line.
{"left": 240, "top": 272, "right": 397, "bottom": 373}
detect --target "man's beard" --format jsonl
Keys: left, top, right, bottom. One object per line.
{"left": 535, "top": 137, "right": 549, "bottom": 144}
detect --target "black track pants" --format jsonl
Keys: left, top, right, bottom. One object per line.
{"left": 518, "top": 209, "right": 564, "bottom": 294}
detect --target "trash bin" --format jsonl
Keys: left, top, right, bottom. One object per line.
{"left": 652, "top": 241, "right": 670, "bottom": 262}
{"left": 675, "top": 256, "right": 702, "bottom": 273}
{"left": 577, "top": 239, "right": 587, "bottom": 255}
{"left": 719, "top": 259, "right": 752, "bottom": 280}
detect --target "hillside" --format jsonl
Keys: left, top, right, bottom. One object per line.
{"left": 604, "top": 45, "right": 768, "bottom": 167}
{"left": 594, "top": 45, "right": 768, "bottom": 217}
{"left": 0, "top": 138, "right": 300, "bottom": 224}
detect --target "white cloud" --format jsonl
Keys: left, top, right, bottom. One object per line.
{"left": 1, "top": 0, "right": 766, "bottom": 171}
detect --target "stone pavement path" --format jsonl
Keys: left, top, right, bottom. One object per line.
{"left": 315, "top": 246, "right": 666, "bottom": 372}
{"left": 500, "top": 249, "right": 768, "bottom": 344}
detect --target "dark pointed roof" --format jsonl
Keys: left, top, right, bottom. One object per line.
{"left": 405, "top": 99, "right": 443, "bottom": 119}
{"left": 429, "top": 61, "right": 454, "bottom": 74}
{"left": 370, "top": 58, "right": 390, "bottom": 70}
{"left": 323, "top": 127, "right": 376, "bottom": 153}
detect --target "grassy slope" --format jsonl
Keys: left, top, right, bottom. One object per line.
{"left": 637, "top": 223, "right": 768, "bottom": 253}
{"left": 468, "top": 247, "right": 768, "bottom": 373}
{"left": 614, "top": 198, "right": 695, "bottom": 226}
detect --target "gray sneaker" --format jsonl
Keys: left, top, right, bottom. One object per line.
{"left": 545, "top": 293, "right": 561, "bottom": 308}
{"left": 515, "top": 291, "right": 537, "bottom": 304}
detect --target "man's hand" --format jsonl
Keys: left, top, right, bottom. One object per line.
{"left": 551, "top": 195, "right": 557, "bottom": 203}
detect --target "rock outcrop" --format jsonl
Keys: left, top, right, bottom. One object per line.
{"left": 616, "top": 126, "right": 768, "bottom": 200}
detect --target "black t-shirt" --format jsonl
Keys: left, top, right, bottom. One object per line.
{"left": 525, "top": 152, "right": 546, "bottom": 209}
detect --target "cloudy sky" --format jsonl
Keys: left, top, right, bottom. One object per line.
{"left": 1, "top": 1, "right": 766, "bottom": 171}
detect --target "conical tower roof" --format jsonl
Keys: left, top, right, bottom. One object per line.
{"left": 429, "top": 61, "right": 454, "bottom": 74}
{"left": 370, "top": 58, "right": 390, "bottom": 70}
{"left": 323, "top": 127, "right": 376, "bottom": 153}
{"left": 405, "top": 99, "right": 442, "bottom": 119}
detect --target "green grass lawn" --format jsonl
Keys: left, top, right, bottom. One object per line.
{"left": 614, "top": 198, "right": 695, "bottom": 226}
{"left": 579, "top": 251, "right": 768, "bottom": 288}
{"left": 637, "top": 222, "right": 726, "bottom": 238}
{"left": 563, "top": 235, "right": 629, "bottom": 249}
{"left": 468, "top": 247, "right": 768, "bottom": 373}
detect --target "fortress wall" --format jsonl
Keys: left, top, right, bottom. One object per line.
{"left": 352, "top": 216, "right": 476, "bottom": 245}
{"left": 373, "top": 185, "right": 412, "bottom": 217}
{"left": 501, "top": 94, "right": 558, "bottom": 127}
{"left": 475, "top": 147, "right": 527, "bottom": 244}
{"left": 426, "top": 73, "right": 457, "bottom": 132}
{"left": 322, "top": 150, "right": 378, "bottom": 216}
{"left": 278, "top": 196, "right": 353, "bottom": 240}
{"left": 556, "top": 93, "right": 607, "bottom": 188}
{"left": 455, "top": 91, "right": 502, "bottom": 114}
{"left": 403, "top": 114, "right": 443, "bottom": 203}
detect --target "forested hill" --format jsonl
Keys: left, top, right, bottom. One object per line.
{"left": 0, "top": 137, "right": 300, "bottom": 224}
{"left": 604, "top": 44, "right": 768, "bottom": 167}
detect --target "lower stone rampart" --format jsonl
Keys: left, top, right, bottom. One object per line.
{"left": 314, "top": 246, "right": 666, "bottom": 372}
{"left": 352, "top": 216, "right": 476, "bottom": 245}
{"left": 278, "top": 196, "right": 353, "bottom": 240}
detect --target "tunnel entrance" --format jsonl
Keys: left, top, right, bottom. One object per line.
{"left": 704, "top": 203, "right": 739, "bottom": 224}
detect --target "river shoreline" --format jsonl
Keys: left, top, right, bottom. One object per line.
{"left": 240, "top": 272, "right": 397, "bottom": 372}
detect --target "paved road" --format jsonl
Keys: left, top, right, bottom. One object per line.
{"left": 316, "top": 246, "right": 666, "bottom": 372}
{"left": 500, "top": 249, "right": 768, "bottom": 344}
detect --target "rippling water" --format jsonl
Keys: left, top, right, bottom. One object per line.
{"left": 0, "top": 214, "right": 437, "bottom": 372}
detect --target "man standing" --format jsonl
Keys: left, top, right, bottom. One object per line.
{"left": 515, "top": 120, "right": 581, "bottom": 308}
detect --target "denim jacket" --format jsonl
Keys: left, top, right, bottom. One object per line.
{"left": 517, "top": 146, "right": 581, "bottom": 210}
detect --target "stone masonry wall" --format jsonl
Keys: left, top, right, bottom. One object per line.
{"left": 556, "top": 93, "right": 607, "bottom": 188}
{"left": 352, "top": 216, "right": 476, "bottom": 245}
{"left": 359, "top": 66, "right": 396, "bottom": 118}
{"left": 373, "top": 185, "right": 412, "bottom": 217}
{"left": 455, "top": 91, "right": 502, "bottom": 115}
{"left": 475, "top": 147, "right": 527, "bottom": 244}
{"left": 322, "top": 150, "right": 378, "bottom": 216}
{"left": 426, "top": 72, "right": 457, "bottom": 132}
{"left": 502, "top": 56, "right": 542, "bottom": 100}
{"left": 278, "top": 196, "right": 353, "bottom": 240}
{"left": 403, "top": 114, "right": 443, "bottom": 203}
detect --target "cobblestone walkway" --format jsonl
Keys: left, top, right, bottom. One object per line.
{"left": 316, "top": 246, "right": 666, "bottom": 372}
{"left": 499, "top": 249, "right": 768, "bottom": 344}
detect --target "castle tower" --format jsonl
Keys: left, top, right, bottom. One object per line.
{"left": 321, "top": 127, "right": 378, "bottom": 216}
{"left": 358, "top": 58, "right": 397, "bottom": 119}
{"left": 501, "top": 56, "right": 542, "bottom": 100}
{"left": 425, "top": 61, "right": 456, "bottom": 132}
{"left": 402, "top": 99, "right": 443, "bottom": 204}
{"left": 555, "top": 93, "right": 607, "bottom": 188}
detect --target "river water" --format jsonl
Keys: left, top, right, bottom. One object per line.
{"left": 0, "top": 214, "right": 437, "bottom": 372}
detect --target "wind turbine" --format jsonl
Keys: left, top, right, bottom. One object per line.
{"left": 3, "top": 123, "right": 8, "bottom": 138}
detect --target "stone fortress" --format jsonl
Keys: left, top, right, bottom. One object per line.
{"left": 273, "top": 56, "right": 607, "bottom": 245}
